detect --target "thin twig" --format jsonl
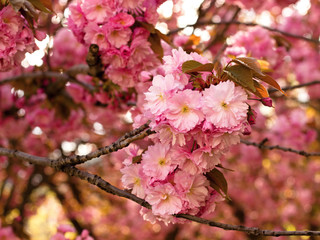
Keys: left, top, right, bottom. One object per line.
{"left": 175, "top": 214, "right": 320, "bottom": 237}
{"left": 269, "top": 80, "right": 320, "bottom": 94}
{"left": 204, "top": 6, "right": 241, "bottom": 51}
{"left": 52, "top": 121, "right": 154, "bottom": 168}
{"left": 241, "top": 139, "right": 320, "bottom": 157}
{"left": 0, "top": 147, "right": 319, "bottom": 237}
{"left": 170, "top": 21, "right": 320, "bottom": 44}
{"left": 0, "top": 65, "right": 95, "bottom": 92}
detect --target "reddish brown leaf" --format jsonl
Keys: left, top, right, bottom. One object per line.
{"left": 205, "top": 168, "right": 228, "bottom": 197}
{"left": 224, "top": 64, "right": 255, "bottom": 92}
{"left": 148, "top": 33, "right": 164, "bottom": 60}
{"left": 182, "top": 60, "right": 214, "bottom": 73}
{"left": 39, "top": 0, "right": 53, "bottom": 11}
{"left": 254, "top": 73, "right": 287, "bottom": 95}
{"left": 231, "top": 57, "right": 263, "bottom": 75}
{"left": 252, "top": 80, "right": 270, "bottom": 98}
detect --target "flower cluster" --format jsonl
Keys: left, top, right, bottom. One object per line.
{"left": 225, "top": 26, "right": 285, "bottom": 69}
{"left": 68, "top": 0, "right": 164, "bottom": 88}
{"left": 0, "top": 5, "right": 42, "bottom": 71}
{"left": 121, "top": 48, "right": 250, "bottom": 223}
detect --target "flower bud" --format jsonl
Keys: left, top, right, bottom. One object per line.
{"left": 247, "top": 108, "right": 257, "bottom": 125}
{"left": 261, "top": 97, "right": 273, "bottom": 107}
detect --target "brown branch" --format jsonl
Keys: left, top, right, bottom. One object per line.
{"left": 86, "top": 44, "right": 104, "bottom": 78}
{"left": 170, "top": 21, "right": 319, "bottom": 44}
{"left": 175, "top": 214, "right": 320, "bottom": 237}
{"left": 269, "top": 80, "right": 320, "bottom": 94}
{"left": 241, "top": 139, "right": 320, "bottom": 157}
{"left": 206, "top": 20, "right": 320, "bottom": 44}
{"left": 0, "top": 147, "right": 320, "bottom": 237}
{"left": 204, "top": 6, "right": 241, "bottom": 51}
{"left": 0, "top": 65, "right": 95, "bottom": 92}
{"left": 52, "top": 121, "right": 154, "bottom": 168}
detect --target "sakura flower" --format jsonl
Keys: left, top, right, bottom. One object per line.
{"left": 123, "top": 143, "right": 143, "bottom": 166}
{"left": 166, "top": 89, "right": 204, "bottom": 133}
{"left": 202, "top": 81, "right": 248, "bottom": 128}
{"left": 121, "top": 0, "right": 144, "bottom": 10}
{"left": 146, "top": 183, "right": 183, "bottom": 215}
{"left": 174, "top": 171, "right": 209, "bottom": 208}
{"left": 154, "top": 123, "right": 186, "bottom": 146}
{"left": 107, "top": 28, "right": 132, "bottom": 48}
{"left": 162, "top": 47, "right": 193, "bottom": 87}
{"left": 142, "top": 143, "right": 176, "bottom": 180}
{"left": 82, "top": 0, "right": 113, "bottom": 23}
{"left": 192, "top": 147, "right": 221, "bottom": 172}
{"left": 121, "top": 164, "right": 146, "bottom": 198}
{"left": 144, "top": 74, "right": 178, "bottom": 116}
{"left": 84, "top": 23, "right": 109, "bottom": 50}
{"left": 109, "top": 13, "right": 135, "bottom": 29}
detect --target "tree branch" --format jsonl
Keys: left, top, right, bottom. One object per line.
{"left": 175, "top": 214, "right": 320, "bottom": 237}
{"left": 52, "top": 121, "right": 154, "bottom": 168}
{"left": 170, "top": 21, "right": 320, "bottom": 44}
{"left": 241, "top": 139, "right": 320, "bottom": 157}
{"left": 269, "top": 80, "right": 320, "bottom": 94}
{"left": 0, "top": 65, "right": 95, "bottom": 93}
{"left": 0, "top": 146, "right": 320, "bottom": 237}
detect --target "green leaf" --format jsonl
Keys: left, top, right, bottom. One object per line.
{"left": 224, "top": 64, "right": 255, "bottom": 92}
{"left": 205, "top": 168, "right": 228, "bottom": 197}
{"left": 254, "top": 73, "right": 287, "bottom": 95}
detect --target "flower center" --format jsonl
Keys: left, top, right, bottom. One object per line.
{"left": 221, "top": 102, "right": 228, "bottom": 109}
{"left": 158, "top": 158, "right": 166, "bottom": 166}
{"left": 161, "top": 193, "right": 169, "bottom": 200}
{"left": 134, "top": 177, "right": 141, "bottom": 186}
{"left": 181, "top": 105, "right": 189, "bottom": 113}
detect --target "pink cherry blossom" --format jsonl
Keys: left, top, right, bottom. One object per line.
{"left": 144, "top": 74, "right": 178, "bottom": 116}
{"left": 121, "top": 164, "right": 146, "bottom": 198}
{"left": 81, "top": 0, "right": 113, "bottom": 23}
{"left": 142, "top": 143, "right": 176, "bottom": 180}
{"left": 146, "top": 183, "right": 183, "bottom": 215}
{"left": 165, "top": 89, "right": 204, "bottom": 133}
{"left": 174, "top": 171, "right": 209, "bottom": 208}
{"left": 202, "top": 81, "right": 248, "bottom": 128}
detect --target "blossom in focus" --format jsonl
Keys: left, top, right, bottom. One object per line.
{"left": 146, "top": 183, "right": 183, "bottom": 215}
{"left": 202, "top": 81, "right": 248, "bottom": 128}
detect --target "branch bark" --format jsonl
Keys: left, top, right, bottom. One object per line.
{"left": 52, "top": 121, "right": 154, "bottom": 168}
{"left": 0, "top": 65, "right": 95, "bottom": 92}
{"left": 269, "top": 80, "right": 320, "bottom": 94}
{"left": 0, "top": 145, "right": 320, "bottom": 237}
{"left": 170, "top": 20, "right": 320, "bottom": 44}
{"left": 241, "top": 139, "right": 320, "bottom": 157}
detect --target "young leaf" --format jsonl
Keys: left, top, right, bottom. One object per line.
{"left": 182, "top": 60, "right": 203, "bottom": 73}
{"left": 254, "top": 73, "right": 287, "bottom": 95}
{"left": 205, "top": 168, "right": 228, "bottom": 197}
{"left": 182, "top": 60, "right": 214, "bottom": 73}
{"left": 224, "top": 64, "right": 255, "bottom": 92}
{"left": 231, "top": 57, "right": 263, "bottom": 75}
{"left": 216, "top": 164, "right": 234, "bottom": 172}
{"left": 28, "top": 0, "right": 52, "bottom": 13}
{"left": 148, "top": 33, "right": 164, "bottom": 60}
{"left": 132, "top": 155, "right": 142, "bottom": 164}
{"left": 252, "top": 80, "right": 269, "bottom": 98}
{"left": 39, "top": 0, "right": 53, "bottom": 11}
